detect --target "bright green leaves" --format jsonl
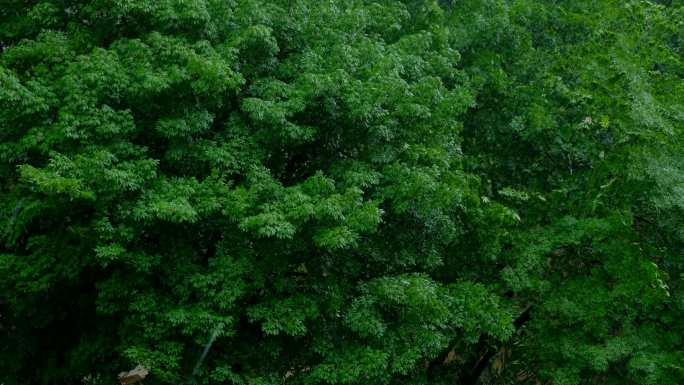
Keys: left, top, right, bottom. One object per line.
{"left": 94, "top": 242, "right": 127, "bottom": 267}
{"left": 310, "top": 188, "right": 382, "bottom": 249}
{"left": 187, "top": 254, "right": 251, "bottom": 311}
{"left": 340, "top": 275, "right": 512, "bottom": 382}
{"left": 19, "top": 150, "right": 158, "bottom": 202}
{"left": 628, "top": 148, "right": 684, "bottom": 212}
{"left": 0, "top": 66, "right": 49, "bottom": 121}
{"left": 240, "top": 210, "right": 297, "bottom": 239}
{"left": 134, "top": 190, "right": 198, "bottom": 222}
{"left": 247, "top": 295, "right": 319, "bottom": 336}
{"left": 119, "top": 32, "right": 244, "bottom": 101}
{"left": 18, "top": 163, "right": 95, "bottom": 200}
{"left": 501, "top": 215, "right": 616, "bottom": 293}
{"left": 131, "top": 176, "right": 226, "bottom": 223}
{"left": 155, "top": 110, "right": 214, "bottom": 138}
{"left": 309, "top": 346, "right": 390, "bottom": 385}
{"left": 346, "top": 275, "right": 513, "bottom": 342}
{"left": 238, "top": 170, "right": 382, "bottom": 249}
{"left": 241, "top": 94, "right": 314, "bottom": 144}
{"left": 313, "top": 225, "right": 359, "bottom": 250}
{"left": 231, "top": 24, "right": 280, "bottom": 76}
{"left": 166, "top": 307, "right": 232, "bottom": 338}
{"left": 383, "top": 165, "right": 467, "bottom": 215}
{"left": 91, "top": 0, "right": 230, "bottom": 41}
{"left": 57, "top": 105, "right": 136, "bottom": 141}
{"left": 499, "top": 211, "right": 680, "bottom": 383}
{"left": 1, "top": 30, "right": 75, "bottom": 71}
{"left": 183, "top": 40, "right": 244, "bottom": 97}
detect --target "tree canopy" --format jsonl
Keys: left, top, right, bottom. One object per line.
{"left": 1, "top": 1, "right": 683, "bottom": 384}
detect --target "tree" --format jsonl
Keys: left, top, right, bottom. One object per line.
{"left": 1, "top": 1, "right": 682, "bottom": 384}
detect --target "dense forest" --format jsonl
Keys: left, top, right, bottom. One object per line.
{"left": 1, "top": 1, "right": 683, "bottom": 384}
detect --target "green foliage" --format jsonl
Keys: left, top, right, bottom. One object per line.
{"left": 1, "top": 1, "right": 683, "bottom": 384}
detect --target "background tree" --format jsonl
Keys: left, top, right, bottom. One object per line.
{"left": 1, "top": 1, "right": 682, "bottom": 384}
